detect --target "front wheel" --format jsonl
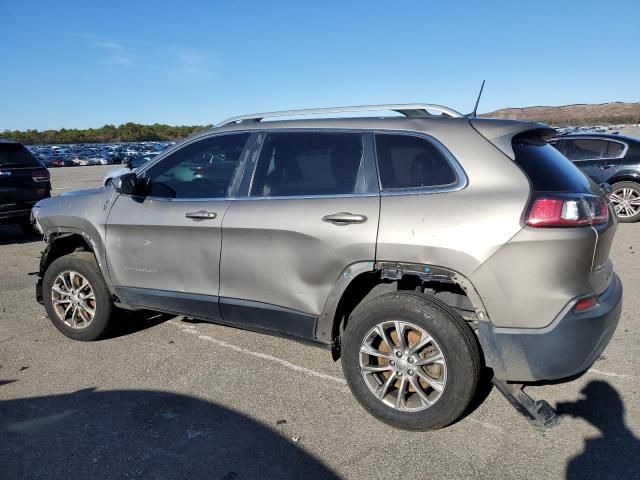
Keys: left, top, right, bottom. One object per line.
{"left": 42, "top": 252, "right": 116, "bottom": 341}
{"left": 341, "top": 291, "right": 481, "bottom": 431}
{"left": 609, "top": 181, "right": 640, "bottom": 223}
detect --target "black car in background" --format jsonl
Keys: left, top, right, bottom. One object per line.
{"left": 0, "top": 140, "right": 51, "bottom": 233}
{"left": 550, "top": 133, "right": 640, "bottom": 222}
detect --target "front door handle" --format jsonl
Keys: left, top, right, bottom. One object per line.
{"left": 185, "top": 210, "right": 217, "bottom": 220}
{"left": 322, "top": 212, "right": 368, "bottom": 225}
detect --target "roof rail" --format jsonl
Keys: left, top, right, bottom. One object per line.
{"left": 215, "top": 103, "right": 463, "bottom": 127}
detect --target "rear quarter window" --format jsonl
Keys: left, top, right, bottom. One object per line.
{"left": 375, "top": 134, "right": 458, "bottom": 190}
{"left": 512, "top": 135, "right": 598, "bottom": 194}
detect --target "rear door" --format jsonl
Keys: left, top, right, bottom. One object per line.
{"left": 105, "top": 133, "right": 251, "bottom": 319}
{"left": 218, "top": 130, "right": 379, "bottom": 339}
{"left": 563, "top": 138, "right": 623, "bottom": 185}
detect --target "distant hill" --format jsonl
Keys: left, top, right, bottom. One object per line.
{"left": 481, "top": 102, "right": 640, "bottom": 126}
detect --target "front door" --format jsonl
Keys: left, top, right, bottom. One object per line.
{"left": 105, "top": 132, "right": 251, "bottom": 319}
{"left": 219, "top": 130, "right": 379, "bottom": 339}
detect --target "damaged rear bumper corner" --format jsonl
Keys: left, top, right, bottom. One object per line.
{"left": 476, "top": 273, "right": 622, "bottom": 382}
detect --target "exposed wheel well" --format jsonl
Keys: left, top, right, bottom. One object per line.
{"left": 331, "top": 270, "right": 476, "bottom": 359}
{"left": 40, "top": 233, "right": 94, "bottom": 277}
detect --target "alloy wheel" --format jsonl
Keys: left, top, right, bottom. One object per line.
{"left": 51, "top": 270, "right": 96, "bottom": 329}
{"left": 359, "top": 320, "right": 447, "bottom": 412}
{"left": 610, "top": 187, "right": 640, "bottom": 218}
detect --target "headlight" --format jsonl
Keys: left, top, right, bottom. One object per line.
{"left": 31, "top": 206, "right": 43, "bottom": 234}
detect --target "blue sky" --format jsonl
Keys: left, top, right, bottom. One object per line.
{"left": 1, "top": 0, "right": 638, "bottom": 130}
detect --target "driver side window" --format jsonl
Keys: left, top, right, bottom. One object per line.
{"left": 143, "top": 133, "right": 250, "bottom": 198}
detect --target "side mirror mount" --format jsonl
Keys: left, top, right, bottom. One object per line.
{"left": 113, "top": 172, "right": 138, "bottom": 195}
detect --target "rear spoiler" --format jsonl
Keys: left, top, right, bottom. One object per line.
{"left": 470, "top": 119, "right": 556, "bottom": 160}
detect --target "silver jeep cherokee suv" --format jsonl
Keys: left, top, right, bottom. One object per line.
{"left": 32, "top": 104, "right": 622, "bottom": 431}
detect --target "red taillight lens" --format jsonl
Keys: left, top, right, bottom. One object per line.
{"left": 574, "top": 296, "right": 598, "bottom": 313}
{"left": 32, "top": 169, "right": 50, "bottom": 182}
{"left": 526, "top": 195, "right": 609, "bottom": 228}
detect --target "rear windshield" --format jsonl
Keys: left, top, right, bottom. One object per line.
{"left": 0, "top": 143, "right": 41, "bottom": 168}
{"left": 512, "top": 135, "right": 598, "bottom": 194}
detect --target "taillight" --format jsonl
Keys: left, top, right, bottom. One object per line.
{"left": 32, "top": 169, "right": 50, "bottom": 182}
{"left": 526, "top": 194, "right": 608, "bottom": 228}
{"left": 574, "top": 296, "right": 599, "bottom": 313}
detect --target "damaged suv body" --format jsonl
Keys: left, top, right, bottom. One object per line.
{"left": 32, "top": 104, "right": 622, "bottom": 430}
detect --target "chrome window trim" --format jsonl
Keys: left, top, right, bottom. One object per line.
{"left": 233, "top": 192, "right": 379, "bottom": 202}
{"left": 135, "top": 196, "right": 235, "bottom": 203}
{"left": 372, "top": 130, "right": 468, "bottom": 197}
{"left": 562, "top": 137, "right": 629, "bottom": 162}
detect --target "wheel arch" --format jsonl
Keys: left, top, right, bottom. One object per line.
{"left": 607, "top": 173, "right": 640, "bottom": 185}
{"left": 316, "top": 261, "right": 489, "bottom": 360}
{"left": 37, "top": 230, "right": 113, "bottom": 303}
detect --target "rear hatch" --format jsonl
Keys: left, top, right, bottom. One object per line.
{"left": 472, "top": 120, "right": 616, "bottom": 297}
{"left": 510, "top": 131, "right": 616, "bottom": 296}
{"left": 0, "top": 142, "right": 51, "bottom": 213}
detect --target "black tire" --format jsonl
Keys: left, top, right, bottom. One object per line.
{"left": 42, "top": 252, "right": 116, "bottom": 341}
{"left": 105, "top": 178, "right": 113, "bottom": 187}
{"left": 341, "top": 291, "right": 481, "bottom": 431}
{"left": 609, "top": 181, "right": 640, "bottom": 223}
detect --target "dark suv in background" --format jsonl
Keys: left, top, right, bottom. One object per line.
{"left": 550, "top": 133, "right": 640, "bottom": 222}
{"left": 0, "top": 140, "right": 51, "bottom": 233}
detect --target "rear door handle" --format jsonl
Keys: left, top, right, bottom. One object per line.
{"left": 322, "top": 212, "right": 368, "bottom": 225}
{"left": 185, "top": 210, "right": 217, "bottom": 220}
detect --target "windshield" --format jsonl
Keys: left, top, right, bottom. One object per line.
{"left": 0, "top": 143, "right": 42, "bottom": 168}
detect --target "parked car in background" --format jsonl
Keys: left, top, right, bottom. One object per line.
{"left": 550, "top": 133, "right": 640, "bottom": 222}
{"left": 0, "top": 140, "right": 51, "bottom": 233}
{"left": 32, "top": 104, "right": 622, "bottom": 431}
{"left": 102, "top": 155, "right": 156, "bottom": 186}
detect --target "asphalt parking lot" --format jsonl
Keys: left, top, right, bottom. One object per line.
{"left": 1, "top": 165, "right": 639, "bottom": 479}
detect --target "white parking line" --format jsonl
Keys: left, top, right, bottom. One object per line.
{"left": 587, "top": 368, "right": 632, "bottom": 379}
{"left": 167, "top": 320, "right": 347, "bottom": 386}
{"left": 51, "top": 187, "right": 75, "bottom": 190}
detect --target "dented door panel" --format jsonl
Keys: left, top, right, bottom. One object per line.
{"left": 219, "top": 196, "right": 379, "bottom": 316}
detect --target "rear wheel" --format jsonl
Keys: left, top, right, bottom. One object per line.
{"left": 341, "top": 291, "right": 481, "bottom": 431}
{"left": 42, "top": 252, "right": 116, "bottom": 341}
{"left": 609, "top": 181, "right": 640, "bottom": 223}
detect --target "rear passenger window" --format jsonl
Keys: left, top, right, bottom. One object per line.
{"left": 375, "top": 134, "right": 457, "bottom": 190}
{"left": 563, "top": 139, "right": 605, "bottom": 160}
{"left": 251, "top": 132, "right": 363, "bottom": 197}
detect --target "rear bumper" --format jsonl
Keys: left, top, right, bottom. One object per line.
{"left": 477, "top": 273, "right": 622, "bottom": 382}
{"left": 0, "top": 208, "right": 32, "bottom": 224}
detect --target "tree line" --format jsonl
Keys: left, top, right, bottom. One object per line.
{"left": 1, "top": 123, "right": 211, "bottom": 145}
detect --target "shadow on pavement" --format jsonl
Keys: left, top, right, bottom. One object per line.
{"left": 0, "top": 225, "right": 42, "bottom": 246}
{"left": 556, "top": 380, "right": 640, "bottom": 480}
{"left": 108, "top": 310, "right": 176, "bottom": 339}
{"left": 0, "top": 387, "right": 339, "bottom": 479}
